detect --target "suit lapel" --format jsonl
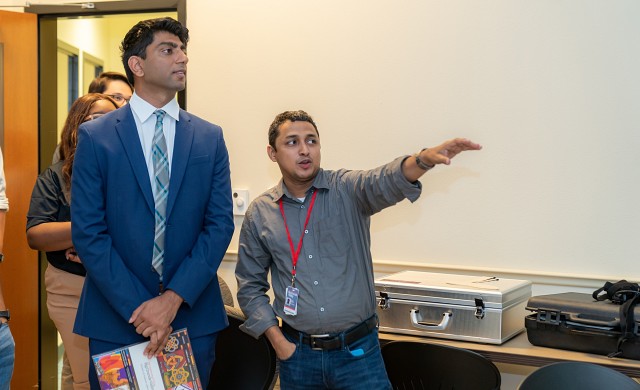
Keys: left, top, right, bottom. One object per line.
{"left": 167, "top": 110, "right": 194, "bottom": 217}
{"left": 116, "top": 106, "right": 155, "bottom": 214}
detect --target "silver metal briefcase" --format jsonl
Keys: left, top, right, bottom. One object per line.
{"left": 375, "top": 271, "right": 531, "bottom": 344}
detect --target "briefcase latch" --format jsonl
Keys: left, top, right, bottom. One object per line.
{"left": 377, "top": 292, "right": 390, "bottom": 310}
{"left": 474, "top": 298, "right": 485, "bottom": 319}
{"left": 536, "top": 309, "right": 561, "bottom": 325}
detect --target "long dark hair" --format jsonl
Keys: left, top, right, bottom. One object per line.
{"left": 59, "top": 93, "right": 118, "bottom": 191}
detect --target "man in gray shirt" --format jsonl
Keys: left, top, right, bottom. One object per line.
{"left": 236, "top": 110, "right": 481, "bottom": 389}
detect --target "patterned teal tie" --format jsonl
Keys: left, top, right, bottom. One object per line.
{"left": 152, "top": 109, "right": 169, "bottom": 279}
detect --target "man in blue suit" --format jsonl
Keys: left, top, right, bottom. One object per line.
{"left": 71, "top": 17, "right": 234, "bottom": 388}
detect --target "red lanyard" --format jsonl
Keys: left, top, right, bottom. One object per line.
{"left": 279, "top": 190, "right": 318, "bottom": 287}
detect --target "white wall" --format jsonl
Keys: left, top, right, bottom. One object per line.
{"left": 58, "top": 18, "right": 110, "bottom": 72}
{"left": 186, "top": 0, "right": 640, "bottom": 286}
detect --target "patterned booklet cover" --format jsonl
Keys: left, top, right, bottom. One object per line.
{"left": 92, "top": 328, "right": 202, "bottom": 390}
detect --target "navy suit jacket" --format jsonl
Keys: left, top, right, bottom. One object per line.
{"left": 71, "top": 105, "right": 234, "bottom": 344}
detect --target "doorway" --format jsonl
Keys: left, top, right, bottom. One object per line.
{"left": 28, "top": 2, "right": 183, "bottom": 389}
{"left": 52, "top": 12, "right": 178, "bottom": 156}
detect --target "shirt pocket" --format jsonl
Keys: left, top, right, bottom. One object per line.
{"left": 314, "top": 217, "right": 352, "bottom": 257}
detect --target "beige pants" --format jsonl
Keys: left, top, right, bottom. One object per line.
{"left": 61, "top": 352, "right": 73, "bottom": 390}
{"left": 45, "top": 264, "right": 90, "bottom": 390}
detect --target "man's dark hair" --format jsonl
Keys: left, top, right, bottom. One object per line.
{"left": 120, "top": 17, "right": 190, "bottom": 86}
{"left": 268, "top": 110, "right": 319, "bottom": 150}
{"left": 87, "top": 72, "right": 132, "bottom": 94}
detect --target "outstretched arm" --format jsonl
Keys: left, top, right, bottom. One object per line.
{"left": 402, "top": 138, "right": 482, "bottom": 182}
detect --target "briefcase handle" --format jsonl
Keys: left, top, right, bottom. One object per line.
{"left": 410, "top": 309, "right": 452, "bottom": 331}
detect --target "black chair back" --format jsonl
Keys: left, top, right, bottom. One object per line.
{"left": 208, "top": 306, "right": 277, "bottom": 390}
{"left": 518, "top": 361, "right": 640, "bottom": 390}
{"left": 382, "top": 341, "right": 501, "bottom": 390}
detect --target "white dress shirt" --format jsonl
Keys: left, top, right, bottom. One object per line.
{"left": 128, "top": 93, "right": 180, "bottom": 197}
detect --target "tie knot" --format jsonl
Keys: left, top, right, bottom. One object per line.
{"left": 154, "top": 109, "right": 166, "bottom": 121}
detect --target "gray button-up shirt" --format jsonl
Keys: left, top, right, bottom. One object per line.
{"left": 236, "top": 156, "right": 421, "bottom": 338}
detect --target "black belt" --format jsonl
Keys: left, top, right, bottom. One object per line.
{"left": 281, "top": 316, "right": 378, "bottom": 351}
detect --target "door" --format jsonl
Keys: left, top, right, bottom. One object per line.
{"left": 0, "top": 10, "right": 40, "bottom": 390}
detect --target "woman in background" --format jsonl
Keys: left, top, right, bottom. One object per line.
{"left": 26, "top": 93, "right": 118, "bottom": 390}
{"left": 51, "top": 72, "right": 132, "bottom": 164}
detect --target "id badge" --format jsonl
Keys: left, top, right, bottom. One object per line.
{"left": 284, "top": 286, "right": 299, "bottom": 316}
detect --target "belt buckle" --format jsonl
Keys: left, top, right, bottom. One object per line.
{"left": 309, "top": 334, "right": 330, "bottom": 350}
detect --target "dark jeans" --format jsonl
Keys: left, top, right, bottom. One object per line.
{"left": 279, "top": 328, "right": 391, "bottom": 390}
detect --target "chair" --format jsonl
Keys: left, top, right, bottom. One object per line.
{"left": 381, "top": 341, "right": 501, "bottom": 390}
{"left": 518, "top": 361, "right": 640, "bottom": 390}
{"left": 217, "top": 274, "right": 234, "bottom": 307}
{"left": 208, "top": 305, "right": 278, "bottom": 390}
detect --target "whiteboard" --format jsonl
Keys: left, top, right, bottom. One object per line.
{"left": 187, "top": 0, "right": 640, "bottom": 280}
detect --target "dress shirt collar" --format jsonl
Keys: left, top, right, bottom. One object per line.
{"left": 129, "top": 92, "right": 180, "bottom": 123}
{"left": 272, "top": 169, "right": 330, "bottom": 202}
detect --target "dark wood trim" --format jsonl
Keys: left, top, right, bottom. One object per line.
{"left": 37, "top": 18, "right": 58, "bottom": 389}
{"left": 25, "top": 0, "right": 181, "bottom": 17}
